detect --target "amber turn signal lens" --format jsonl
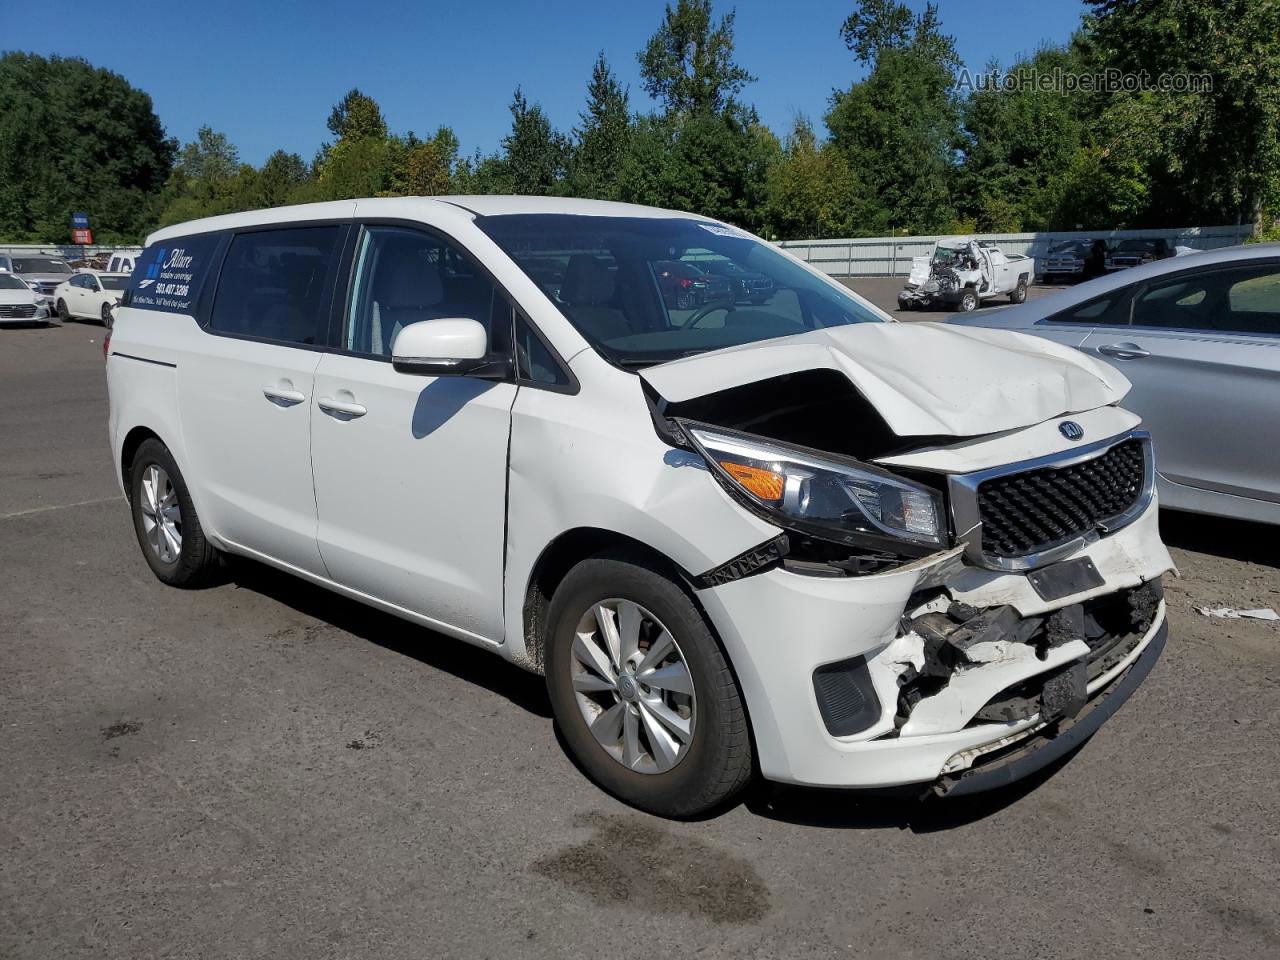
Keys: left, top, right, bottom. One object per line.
{"left": 720, "top": 461, "right": 784, "bottom": 501}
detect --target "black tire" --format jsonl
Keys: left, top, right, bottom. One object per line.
{"left": 128, "top": 438, "right": 218, "bottom": 587}
{"left": 101, "top": 303, "right": 114, "bottom": 328}
{"left": 56, "top": 299, "right": 70, "bottom": 322}
{"left": 1009, "top": 278, "right": 1028, "bottom": 304}
{"left": 545, "top": 552, "right": 754, "bottom": 818}
{"left": 957, "top": 289, "right": 979, "bottom": 313}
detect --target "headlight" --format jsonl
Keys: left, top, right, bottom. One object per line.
{"left": 682, "top": 423, "right": 947, "bottom": 550}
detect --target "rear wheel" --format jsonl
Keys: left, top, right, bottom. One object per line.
{"left": 545, "top": 553, "right": 754, "bottom": 818}
{"left": 101, "top": 303, "right": 114, "bottom": 328}
{"left": 129, "top": 439, "right": 218, "bottom": 587}
{"left": 1009, "top": 278, "right": 1028, "bottom": 304}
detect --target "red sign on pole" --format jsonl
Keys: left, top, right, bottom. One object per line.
{"left": 72, "top": 228, "right": 93, "bottom": 245}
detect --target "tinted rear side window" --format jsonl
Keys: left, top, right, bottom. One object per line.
{"left": 210, "top": 226, "right": 344, "bottom": 345}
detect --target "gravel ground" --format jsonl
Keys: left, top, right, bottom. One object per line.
{"left": 1, "top": 320, "right": 1278, "bottom": 960}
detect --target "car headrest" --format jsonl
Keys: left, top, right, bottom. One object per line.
{"left": 374, "top": 244, "right": 443, "bottom": 309}
{"left": 561, "top": 255, "right": 616, "bottom": 306}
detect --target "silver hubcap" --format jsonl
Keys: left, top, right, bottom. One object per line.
{"left": 570, "top": 599, "right": 696, "bottom": 774}
{"left": 139, "top": 465, "right": 182, "bottom": 564}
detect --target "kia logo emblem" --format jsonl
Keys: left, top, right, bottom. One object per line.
{"left": 1059, "top": 421, "right": 1085, "bottom": 441}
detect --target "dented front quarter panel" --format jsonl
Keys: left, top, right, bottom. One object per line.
{"left": 501, "top": 349, "right": 780, "bottom": 666}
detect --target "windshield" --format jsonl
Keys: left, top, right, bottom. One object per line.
{"left": 476, "top": 214, "right": 884, "bottom": 367}
{"left": 12, "top": 257, "right": 72, "bottom": 275}
{"left": 1050, "top": 241, "right": 1087, "bottom": 254}
{"left": 100, "top": 276, "right": 128, "bottom": 291}
{"left": 1116, "top": 240, "right": 1156, "bottom": 253}
{"left": 0, "top": 274, "right": 29, "bottom": 290}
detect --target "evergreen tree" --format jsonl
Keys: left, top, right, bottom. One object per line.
{"left": 567, "top": 54, "right": 632, "bottom": 200}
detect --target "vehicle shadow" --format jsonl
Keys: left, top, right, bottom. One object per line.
{"left": 224, "top": 556, "right": 553, "bottom": 719}
{"left": 741, "top": 746, "right": 1081, "bottom": 833}
{"left": 1159, "top": 509, "right": 1278, "bottom": 568}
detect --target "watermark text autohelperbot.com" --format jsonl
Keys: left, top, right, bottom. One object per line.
{"left": 954, "top": 67, "right": 1213, "bottom": 95}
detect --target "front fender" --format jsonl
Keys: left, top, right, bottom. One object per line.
{"left": 502, "top": 376, "right": 778, "bottom": 666}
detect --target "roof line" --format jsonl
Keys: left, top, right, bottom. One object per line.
{"left": 437, "top": 198, "right": 484, "bottom": 217}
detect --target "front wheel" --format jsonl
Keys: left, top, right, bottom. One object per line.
{"left": 957, "top": 290, "right": 979, "bottom": 312}
{"left": 545, "top": 553, "right": 754, "bottom": 818}
{"left": 56, "top": 299, "right": 70, "bottom": 322}
{"left": 129, "top": 439, "right": 219, "bottom": 587}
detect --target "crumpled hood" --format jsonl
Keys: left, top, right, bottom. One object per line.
{"left": 640, "top": 321, "right": 1131, "bottom": 437}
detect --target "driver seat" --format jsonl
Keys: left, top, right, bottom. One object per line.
{"left": 560, "top": 255, "right": 632, "bottom": 343}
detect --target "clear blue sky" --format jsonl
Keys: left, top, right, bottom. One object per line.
{"left": 7, "top": 0, "right": 1088, "bottom": 166}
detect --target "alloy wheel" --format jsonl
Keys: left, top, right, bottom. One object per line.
{"left": 569, "top": 599, "right": 696, "bottom": 774}
{"left": 139, "top": 464, "right": 182, "bottom": 564}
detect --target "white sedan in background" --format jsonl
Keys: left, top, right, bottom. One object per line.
{"left": 53, "top": 272, "right": 130, "bottom": 326}
{"left": 0, "top": 272, "right": 51, "bottom": 325}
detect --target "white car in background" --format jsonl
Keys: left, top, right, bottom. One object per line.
{"left": 106, "top": 251, "right": 138, "bottom": 274}
{"left": 0, "top": 271, "right": 51, "bottom": 325}
{"left": 53, "top": 272, "right": 130, "bottom": 326}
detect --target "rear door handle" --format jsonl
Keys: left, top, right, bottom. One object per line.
{"left": 317, "top": 397, "right": 367, "bottom": 418}
{"left": 1096, "top": 341, "right": 1150, "bottom": 360}
{"left": 263, "top": 386, "right": 306, "bottom": 406}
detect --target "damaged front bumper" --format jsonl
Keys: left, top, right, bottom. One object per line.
{"left": 695, "top": 500, "right": 1174, "bottom": 792}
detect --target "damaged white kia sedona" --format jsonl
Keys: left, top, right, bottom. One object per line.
{"left": 107, "top": 197, "right": 1174, "bottom": 817}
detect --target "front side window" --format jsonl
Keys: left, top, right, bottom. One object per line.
{"left": 476, "top": 215, "right": 884, "bottom": 368}
{"left": 514, "top": 315, "right": 571, "bottom": 386}
{"left": 210, "top": 226, "right": 343, "bottom": 345}
{"left": 1133, "top": 263, "right": 1280, "bottom": 335}
{"left": 346, "top": 226, "right": 509, "bottom": 358}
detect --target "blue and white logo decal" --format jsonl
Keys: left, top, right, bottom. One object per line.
{"left": 1059, "top": 420, "right": 1085, "bottom": 441}
{"left": 127, "top": 235, "right": 219, "bottom": 314}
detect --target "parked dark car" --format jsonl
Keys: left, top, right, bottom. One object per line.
{"left": 1105, "top": 238, "right": 1173, "bottom": 271}
{"left": 1042, "top": 239, "right": 1107, "bottom": 283}
{"left": 698, "top": 259, "right": 776, "bottom": 303}
{"left": 654, "top": 260, "right": 733, "bottom": 309}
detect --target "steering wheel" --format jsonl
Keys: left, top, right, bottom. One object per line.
{"left": 678, "top": 300, "right": 734, "bottom": 329}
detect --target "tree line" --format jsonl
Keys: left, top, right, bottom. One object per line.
{"left": 2, "top": 0, "right": 1277, "bottom": 247}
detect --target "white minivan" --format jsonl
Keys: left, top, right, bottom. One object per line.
{"left": 106, "top": 197, "right": 1174, "bottom": 816}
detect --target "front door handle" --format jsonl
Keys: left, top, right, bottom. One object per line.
{"left": 263, "top": 386, "right": 306, "bottom": 406}
{"left": 1096, "top": 341, "right": 1150, "bottom": 360}
{"left": 317, "top": 397, "right": 367, "bottom": 419}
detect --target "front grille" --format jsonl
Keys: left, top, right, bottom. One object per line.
{"left": 0, "top": 304, "right": 37, "bottom": 318}
{"left": 977, "top": 439, "right": 1147, "bottom": 559}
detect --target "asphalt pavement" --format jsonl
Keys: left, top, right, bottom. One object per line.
{"left": 2, "top": 319, "right": 1278, "bottom": 960}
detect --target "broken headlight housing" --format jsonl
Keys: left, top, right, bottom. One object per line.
{"left": 682, "top": 423, "right": 947, "bottom": 552}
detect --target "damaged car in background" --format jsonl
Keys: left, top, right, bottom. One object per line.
{"left": 109, "top": 198, "right": 1173, "bottom": 818}
{"left": 898, "top": 237, "right": 1035, "bottom": 312}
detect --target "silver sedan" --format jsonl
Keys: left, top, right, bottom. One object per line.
{"left": 948, "top": 244, "right": 1280, "bottom": 524}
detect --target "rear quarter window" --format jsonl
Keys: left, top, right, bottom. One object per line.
{"left": 127, "top": 234, "right": 223, "bottom": 316}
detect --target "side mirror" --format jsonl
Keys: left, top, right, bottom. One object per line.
{"left": 391, "top": 318, "right": 502, "bottom": 377}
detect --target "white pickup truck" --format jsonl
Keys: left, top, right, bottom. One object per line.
{"left": 898, "top": 237, "right": 1035, "bottom": 312}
